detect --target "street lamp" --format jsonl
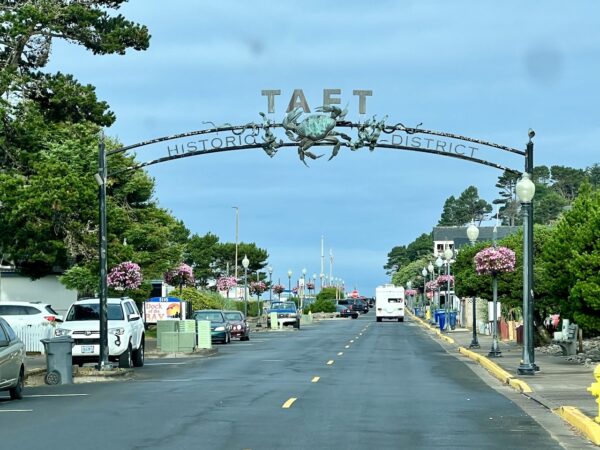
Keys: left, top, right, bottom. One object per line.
{"left": 287, "top": 270, "right": 292, "bottom": 298}
{"left": 421, "top": 268, "right": 427, "bottom": 313}
{"left": 466, "top": 221, "right": 481, "bottom": 349}
{"left": 267, "top": 266, "right": 273, "bottom": 303}
{"left": 242, "top": 255, "right": 249, "bottom": 317}
{"left": 516, "top": 171, "right": 537, "bottom": 375}
{"left": 233, "top": 207, "right": 239, "bottom": 281}
{"left": 301, "top": 268, "right": 307, "bottom": 310}
{"left": 312, "top": 273, "right": 317, "bottom": 299}
{"left": 407, "top": 280, "right": 413, "bottom": 309}
{"left": 319, "top": 272, "right": 324, "bottom": 290}
{"left": 427, "top": 262, "right": 434, "bottom": 323}
{"left": 443, "top": 248, "right": 454, "bottom": 331}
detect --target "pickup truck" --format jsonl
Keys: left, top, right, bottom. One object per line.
{"left": 266, "top": 301, "right": 301, "bottom": 329}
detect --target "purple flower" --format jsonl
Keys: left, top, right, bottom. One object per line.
{"left": 271, "top": 284, "right": 285, "bottom": 294}
{"left": 216, "top": 276, "right": 237, "bottom": 291}
{"left": 425, "top": 280, "right": 439, "bottom": 292}
{"left": 436, "top": 275, "right": 455, "bottom": 285}
{"left": 164, "top": 263, "right": 195, "bottom": 287}
{"left": 474, "top": 246, "right": 516, "bottom": 275}
{"left": 108, "top": 261, "right": 142, "bottom": 291}
{"left": 405, "top": 289, "right": 417, "bottom": 296}
{"left": 249, "top": 281, "right": 267, "bottom": 295}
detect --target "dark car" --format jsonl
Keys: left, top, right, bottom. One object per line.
{"left": 352, "top": 298, "right": 369, "bottom": 314}
{"left": 223, "top": 310, "right": 250, "bottom": 341}
{"left": 336, "top": 303, "right": 358, "bottom": 319}
{"left": 192, "top": 310, "right": 231, "bottom": 344}
{"left": 364, "top": 297, "right": 375, "bottom": 308}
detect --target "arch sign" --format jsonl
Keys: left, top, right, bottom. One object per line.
{"left": 95, "top": 89, "right": 536, "bottom": 374}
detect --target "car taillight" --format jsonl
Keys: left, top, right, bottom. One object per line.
{"left": 44, "top": 315, "right": 56, "bottom": 322}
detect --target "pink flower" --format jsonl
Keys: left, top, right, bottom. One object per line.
{"left": 425, "top": 280, "right": 439, "bottom": 292}
{"left": 405, "top": 289, "right": 417, "bottom": 296}
{"left": 272, "top": 284, "right": 285, "bottom": 294}
{"left": 306, "top": 282, "right": 315, "bottom": 290}
{"left": 249, "top": 281, "right": 267, "bottom": 295}
{"left": 216, "top": 276, "right": 237, "bottom": 291}
{"left": 474, "top": 246, "right": 516, "bottom": 275}
{"left": 436, "top": 275, "right": 455, "bottom": 286}
{"left": 108, "top": 261, "right": 142, "bottom": 291}
{"left": 164, "top": 263, "right": 195, "bottom": 287}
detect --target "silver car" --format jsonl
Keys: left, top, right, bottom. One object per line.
{"left": 0, "top": 317, "right": 25, "bottom": 400}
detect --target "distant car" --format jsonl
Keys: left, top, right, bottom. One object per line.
{"left": 0, "top": 317, "right": 25, "bottom": 400}
{"left": 223, "top": 310, "right": 250, "bottom": 341}
{"left": 352, "top": 298, "right": 369, "bottom": 314}
{"left": 193, "top": 310, "right": 232, "bottom": 344}
{"left": 0, "top": 301, "right": 63, "bottom": 329}
{"left": 336, "top": 303, "right": 358, "bottom": 319}
{"left": 54, "top": 297, "right": 145, "bottom": 368}
{"left": 266, "top": 301, "right": 300, "bottom": 329}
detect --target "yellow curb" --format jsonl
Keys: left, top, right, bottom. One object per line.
{"left": 554, "top": 406, "right": 600, "bottom": 445}
{"left": 508, "top": 378, "right": 532, "bottom": 393}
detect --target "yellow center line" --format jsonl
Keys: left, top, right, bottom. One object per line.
{"left": 282, "top": 398, "right": 297, "bottom": 408}
{"left": 338, "top": 352, "right": 344, "bottom": 356}
{"left": 312, "top": 376, "right": 320, "bottom": 383}
{"left": 327, "top": 360, "right": 335, "bottom": 365}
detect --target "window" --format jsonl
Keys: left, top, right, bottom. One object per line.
{"left": 388, "top": 298, "right": 403, "bottom": 303}
{"left": 24, "top": 306, "right": 41, "bottom": 315}
{"left": 0, "top": 320, "right": 8, "bottom": 341}
{"left": 67, "top": 304, "right": 125, "bottom": 321}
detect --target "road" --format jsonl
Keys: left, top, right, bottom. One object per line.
{"left": 0, "top": 315, "right": 585, "bottom": 449}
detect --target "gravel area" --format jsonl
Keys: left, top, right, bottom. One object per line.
{"left": 536, "top": 336, "right": 600, "bottom": 367}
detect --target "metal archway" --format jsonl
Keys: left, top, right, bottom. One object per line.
{"left": 95, "top": 107, "right": 536, "bottom": 375}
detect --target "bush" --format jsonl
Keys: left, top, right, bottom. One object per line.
{"left": 225, "top": 300, "right": 261, "bottom": 317}
{"left": 307, "top": 298, "right": 336, "bottom": 313}
{"left": 316, "top": 287, "right": 340, "bottom": 301}
{"left": 179, "top": 287, "right": 223, "bottom": 311}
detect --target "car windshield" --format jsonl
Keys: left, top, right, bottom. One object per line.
{"left": 223, "top": 312, "right": 243, "bottom": 321}
{"left": 66, "top": 304, "right": 124, "bottom": 321}
{"left": 194, "top": 311, "right": 224, "bottom": 322}
{"left": 271, "top": 302, "right": 296, "bottom": 310}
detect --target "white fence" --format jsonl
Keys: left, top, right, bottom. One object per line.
{"left": 12, "top": 323, "right": 54, "bottom": 353}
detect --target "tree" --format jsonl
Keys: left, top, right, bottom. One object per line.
{"left": 550, "top": 165, "right": 587, "bottom": 202}
{"left": 211, "top": 242, "right": 269, "bottom": 281}
{"left": 185, "top": 233, "right": 220, "bottom": 286}
{"left": 493, "top": 171, "right": 520, "bottom": 226}
{"left": 0, "top": 0, "right": 150, "bottom": 98}
{"left": 383, "top": 245, "right": 409, "bottom": 275}
{"left": 438, "top": 186, "right": 491, "bottom": 226}
{"left": 542, "top": 183, "right": 600, "bottom": 334}
{"left": 406, "top": 233, "right": 433, "bottom": 261}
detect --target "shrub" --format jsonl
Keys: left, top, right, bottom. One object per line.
{"left": 307, "top": 298, "right": 336, "bottom": 313}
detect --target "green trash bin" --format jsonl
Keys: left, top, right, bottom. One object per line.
{"left": 40, "top": 336, "right": 74, "bottom": 385}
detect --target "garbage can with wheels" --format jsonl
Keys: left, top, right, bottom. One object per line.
{"left": 449, "top": 311, "right": 457, "bottom": 330}
{"left": 438, "top": 311, "right": 446, "bottom": 331}
{"left": 40, "top": 336, "right": 74, "bottom": 385}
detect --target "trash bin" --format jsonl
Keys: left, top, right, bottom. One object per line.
{"left": 516, "top": 325, "right": 524, "bottom": 344}
{"left": 449, "top": 311, "right": 457, "bottom": 330}
{"left": 415, "top": 307, "right": 421, "bottom": 317}
{"left": 40, "top": 336, "right": 74, "bottom": 385}
{"left": 438, "top": 311, "right": 446, "bottom": 331}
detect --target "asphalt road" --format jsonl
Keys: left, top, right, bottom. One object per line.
{"left": 0, "top": 315, "right": 581, "bottom": 449}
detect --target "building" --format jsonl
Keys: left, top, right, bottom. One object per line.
{"left": 433, "top": 225, "right": 520, "bottom": 256}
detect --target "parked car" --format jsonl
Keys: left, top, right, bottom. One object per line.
{"left": 0, "top": 301, "right": 63, "bottom": 329}
{"left": 193, "top": 310, "right": 232, "bottom": 344}
{"left": 352, "top": 298, "right": 369, "bottom": 314}
{"left": 223, "top": 311, "right": 250, "bottom": 341}
{"left": 266, "top": 301, "right": 301, "bottom": 329}
{"left": 337, "top": 298, "right": 359, "bottom": 314}
{"left": 54, "top": 297, "right": 145, "bottom": 368}
{"left": 0, "top": 317, "right": 25, "bottom": 400}
{"left": 336, "top": 303, "right": 358, "bottom": 319}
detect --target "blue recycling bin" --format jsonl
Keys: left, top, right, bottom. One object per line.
{"left": 449, "top": 311, "right": 457, "bottom": 330}
{"left": 435, "top": 309, "right": 443, "bottom": 323}
{"left": 438, "top": 311, "right": 446, "bottom": 331}
{"left": 415, "top": 307, "right": 421, "bottom": 317}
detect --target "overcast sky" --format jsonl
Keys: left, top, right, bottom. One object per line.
{"left": 48, "top": 1, "right": 600, "bottom": 296}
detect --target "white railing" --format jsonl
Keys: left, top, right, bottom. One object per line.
{"left": 12, "top": 323, "right": 54, "bottom": 353}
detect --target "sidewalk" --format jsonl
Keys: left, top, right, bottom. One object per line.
{"left": 408, "top": 309, "right": 600, "bottom": 446}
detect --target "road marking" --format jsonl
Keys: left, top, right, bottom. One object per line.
{"left": 355, "top": 336, "right": 359, "bottom": 339}
{"left": 282, "top": 398, "right": 297, "bottom": 408}
{"left": 350, "top": 340, "right": 354, "bottom": 343}
{"left": 138, "top": 379, "right": 194, "bottom": 382}
{"left": 27, "top": 394, "right": 89, "bottom": 398}
{"left": 145, "top": 362, "right": 188, "bottom": 366}
{"left": 345, "top": 345, "right": 350, "bottom": 349}
{"left": 262, "top": 359, "right": 283, "bottom": 362}
{"left": 359, "top": 333, "right": 363, "bottom": 336}
{"left": 312, "top": 376, "right": 320, "bottom": 383}
{"left": 0, "top": 409, "right": 32, "bottom": 412}
{"left": 327, "top": 360, "right": 335, "bottom": 365}
{"left": 337, "top": 352, "right": 343, "bottom": 356}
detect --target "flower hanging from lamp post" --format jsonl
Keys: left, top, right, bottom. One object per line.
{"left": 272, "top": 284, "right": 285, "bottom": 299}
{"left": 474, "top": 246, "right": 516, "bottom": 357}
{"left": 164, "top": 263, "right": 195, "bottom": 320}
{"left": 107, "top": 261, "right": 142, "bottom": 295}
{"left": 216, "top": 276, "right": 238, "bottom": 298}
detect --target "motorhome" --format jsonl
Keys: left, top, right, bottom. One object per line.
{"left": 375, "top": 284, "right": 405, "bottom": 322}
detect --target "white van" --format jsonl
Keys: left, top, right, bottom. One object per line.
{"left": 375, "top": 284, "right": 405, "bottom": 322}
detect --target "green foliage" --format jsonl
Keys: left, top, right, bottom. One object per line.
{"left": 542, "top": 183, "right": 600, "bottom": 334}
{"left": 384, "top": 233, "right": 432, "bottom": 275}
{"left": 316, "top": 287, "right": 340, "bottom": 301}
{"left": 307, "top": 298, "right": 336, "bottom": 313}
{"left": 438, "top": 186, "right": 491, "bottom": 226}
{"left": 225, "top": 299, "right": 261, "bottom": 317}
{"left": 179, "top": 288, "right": 223, "bottom": 311}
{"left": 59, "top": 266, "right": 97, "bottom": 298}
{"left": 391, "top": 257, "right": 430, "bottom": 288}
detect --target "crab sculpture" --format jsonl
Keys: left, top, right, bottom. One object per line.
{"left": 282, "top": 105, "right": 352, "bottom": 164}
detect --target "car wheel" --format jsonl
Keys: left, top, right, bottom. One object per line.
{"left": 9, "top": 367, "right": 24, "bottom": 400}
{"left": 133, "top": 339, "right": 144, "bottom": 367}
{"left": 399, "top": 317, "right": 404, "bottom": 322}
{"left": 119, "top": 343, "right": 133, "bottom": 368}
{"left": 294, "top": 319, "right": 300, "bottom": 329}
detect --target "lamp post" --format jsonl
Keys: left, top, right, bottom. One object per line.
{"left": 488, "top": 219, "right": 502, "bottom": 357}
{"left": 233, "top": 207, "right": 239, "bottom": 282}
{"left": 267, "top": 266, "right": 273, "bottom": 303}
{"left": 443, "top": 248, "right": 454, "bottom": 331}
{"left": 407, "top": 280, "right": 413, "bottom": 309}
{"left": 242, "top": 255, "right": 249, "bottom": 317}
{"left": 319, "top": 273, "right": 324, "bottom": 291}
{"left": 427, "top": 262, "right": 434, "bottom": 323}
{"left": 287, "top": 270, "right": 292, "bottom": 299}
{"left": 517, "top": 170, "right": 537, "bottom": 375}
{"left": 435, "top": 256, "right": 443, "bottom": 322}
{"left": 421, "top": 268, "right": 427, "bottom": 313}
{"left": 312, "top": 273, "right": 317, "bottom": 299}
{"left": 301, "top": 268, "right": 307, "bottom": 310}
{"left": 466, "top": 221, "right": 481, "bottom": 348}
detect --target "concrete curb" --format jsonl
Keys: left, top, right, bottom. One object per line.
{"left": 554, "top": 406, "right": 600, "bottom": 446}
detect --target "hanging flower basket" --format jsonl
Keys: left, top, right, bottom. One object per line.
{"left": 306, "top": 282, "right": 315, "bottom": 290}
{"left": 436, "top": 274, "right": 455, "bottom": 285}
{"left": 216, "top": 276, "right": 238, "bottom": 292}
{"left": 249, "top": 281, "right": 267, "bottom": 295}
{"left": 405, "top": 289, "right": 417, "bottom": 296}
{"left": 425, "top": 280, "right": 439, "bottom": 292}
{"left": 108, "top": 261, "right": 142, "bottom": 291}
{"left": 272, "top": 284, "right": 285, "bottom": 295}
{"left": 164, "top": 263, "right": 195, "bottom": 288}
{"left": 474, "top": 246, "right": 516, "bottom": 275}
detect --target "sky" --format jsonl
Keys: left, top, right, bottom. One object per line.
{"left": 47, "top": 1, "right": 600, "bottom": 296}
